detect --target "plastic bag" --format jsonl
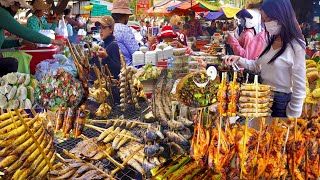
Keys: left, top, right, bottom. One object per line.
{"left": 35, "top": 54, "right": 78, "bottom": 81}
{"left": 55, "top": 15, "right": 69, "bottom": 38}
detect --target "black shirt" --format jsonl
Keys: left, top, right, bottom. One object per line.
{"left": 206, "top": 27, "right": 217, "bottom": 36}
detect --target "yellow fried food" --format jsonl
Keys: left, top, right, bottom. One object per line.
{"left": 240, "top": 84, "right": 271, "bottom": 91}
{"left": 11, "top": 127, "right": 44, "bottom": 156}
{"left": 239, "top": 108, "right": 270, "bottom": 113}
{"left": 240, "top": 90, "right": 271, "bottom": 97}
{"left": 239, "top": 112, "right": 271, "bottom": 117}
{"left": 30, "top": 148, "right": 55, "bottom": 177}
{"left": 0, "top": 117, "right": 36, "bottom": 140}
{"left": 0, "top": 155, "right": 18, "bottom": 169}
{"left": 0, "top": 113, "right": 28, "bottom": 129}
{"left": 239, "top": 103, "right": 272, "bottom": 109}
{"left": 239, "top": 96, "right": 272, "bottom": 104}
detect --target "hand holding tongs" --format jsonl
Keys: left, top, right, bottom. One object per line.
{"left": 231, "top": 63, "right": 240, "bottom": 72}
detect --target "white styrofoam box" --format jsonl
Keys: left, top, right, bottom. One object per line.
{"left": 145, "top": 51, "right": 158, "bottom": 65}
{"left": 37, "top": 30, "right": 55, "bottom": 47}
{"left": 163, "top": 46, "right": 173, "bottom": 59}
{"left": 132, "top": 51, "right": 145, "bottom": 66}
{"left": 154, "top": 48, "right": 163, "bottom": 61}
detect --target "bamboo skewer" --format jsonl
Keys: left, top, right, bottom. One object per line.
{"left": 80, "top": 134, "right": 124, "bottom": 169}
{"left": 252, "top": 117, "right": 264, "bottom": 179}
{"left": 85, "top": 124, "right": 141, "bottom": 142}
{"left": 8, "top": 109, "right": 18, "bottom": 129}
{"left": 292, "top": 118, "right": 298, "bottom": 180}
{"left": 15, "top": 110, "right": 54, "bottom": 170}
{"left": 216, "top": 116, "right": 222, "bottom": 172}
{"left": 240, "top": 117, "right": 249, "bottom": 179}
{"left": 86, "top": 119, "right": 149, "bottom": 126}
{"left": 111, "top": 146, "right": 143, "bottom": 176}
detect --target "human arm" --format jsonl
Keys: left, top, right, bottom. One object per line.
{"left": 286, "top": 45, "right": 306, "bottom": 118}
{"left": 0, "top": 9, "right": 65, "bottom": 47}
{"left": 224, "top": 55, "right": 260, "bottom": 73}
{"left": 227, "top": 31, "right": 266, "bottom": 59}
{"left": 1, "top": 10, "right": 50, "bottom": 44}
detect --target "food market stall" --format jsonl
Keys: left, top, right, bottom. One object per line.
{"left": 0, "top": 23, "right": 318, "bottom": 180}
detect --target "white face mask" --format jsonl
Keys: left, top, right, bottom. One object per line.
{"left": 265, "top": 20, "right": 282, "bottom": 35}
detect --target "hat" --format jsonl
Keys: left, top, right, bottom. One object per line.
{"left": 32, "top": 0, "right": 51, "bottom": 11}
{"left": 0, "top": 0, "right": 31, "bottom": 9}
{"left": 244, "top": 9, "right": 260, "bottom": 29}
{"left": 236, "top": 9, "right": 253, "bottom": 19}
{"left": 157, "top": 26, "right": 177, "bottom": 40}
{"left": 95, "top": 16, "right": 115, "bottom": 29}
{"left": 111, "top": 0, "right": 132, "bottom": 15}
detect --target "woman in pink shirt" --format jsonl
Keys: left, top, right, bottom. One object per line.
{"left": 227, "top": 9, "right": 266, "bottom": 60}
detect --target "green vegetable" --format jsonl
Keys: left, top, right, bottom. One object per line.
{"left": 157, "top": 155, "right": 191, "bottom": 180}
{"left": 151, "top": 155, "right": 184, "bottom": 176}
{"left": 182, "top": 168, "right": 202, "bottom": 180}
{"left": 194, "top": 93, "right": 202, "bottom": 98}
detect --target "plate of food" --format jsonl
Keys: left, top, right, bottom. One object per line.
{"left": 177, "top": 72, "right": 219, "bottom": 108}
{"left": 35, "top": 69, "right": 83, "bottom": 109}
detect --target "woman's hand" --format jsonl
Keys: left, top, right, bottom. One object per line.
{"left": 97, "top": 48, "right": 108, "bottom": 59}
{"left": 51, "top": 39, "right": 65, "bottom": 46}
{"left": 224, "top": 55, "right": 241, "bottom": 65}
{"left": 196, "top": 58, "right": 207, "bottom": 68}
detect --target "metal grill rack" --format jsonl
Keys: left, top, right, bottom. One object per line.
{"left": 54, "top": 100, "right": 150, "bottom": 180}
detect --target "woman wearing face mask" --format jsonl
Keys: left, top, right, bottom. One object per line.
{"left": 223, "top": 0, "right": 306, "bottom": 118}
{"left": 27, "top": 0, "right": 58, "bottom": 32}
{"left": 91, "top": 16, "right": 121, "bottom": 104}
{"left": 227, "top": 9, "right": 266, "bottom": 60}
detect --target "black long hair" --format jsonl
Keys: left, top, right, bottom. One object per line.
{"left": 259, "top": 0, "right": 305, "bottom": 64}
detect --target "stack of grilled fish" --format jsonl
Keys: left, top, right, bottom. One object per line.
{"left": 97, "top": 125, "right": 140, "bottom": 150}
{"left": 119, "top": 66, "right": 142, "bottom": 111}
{"left": 50, "top": 159, "right": 110, "bottom": 179}
{"left": 70, "top": 138, "right": 114, "bottom": 160}
{"left": 154, "top": 69, "right": 175, "bottom": 126}
{"left": 117, "top": 141, "right": 166, "bottom": 175}
{"left": 0, "top": 110, "right": 55, "bottom": 179}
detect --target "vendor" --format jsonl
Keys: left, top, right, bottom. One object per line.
{"left": 170, "top": 15, "right": 187, "bottom": 46}
{"left": 0, "top": 0, "right": 64, "bottom": 76}
{"left": 93, "top": 16, "right": 121, "bottom": 80}
{"left": 64, "top": 8, "right": 84, "bottom": 43}
{"left": 151, "top": 26, "right": 192, "bottom": 54}
{"left": 27, "top": 0, "right": 58, "bottom": 32}
{"left": 200, "top": 0, "right": 306, "bottom": 118}
{"left": 91, "top": 16, "right": 121, "bottom": 104}
{"left": 112, "top": 0, "right": 139, "bottom": 66}
{"left": 205, "top": 20, "right": 217, "bottom": 36}
{"left": 186, "top": 11, "right": 204, "bottom": 37}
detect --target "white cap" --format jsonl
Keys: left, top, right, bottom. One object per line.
{"left": 244, "top": 9, "right": 261, "bottom": 29}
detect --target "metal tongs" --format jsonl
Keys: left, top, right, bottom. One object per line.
{"left": 231, "top": 63, "right": 240, "bottom": 72}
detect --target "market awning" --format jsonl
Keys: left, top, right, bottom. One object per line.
{"left": 166, "top": 0, "right": 219, "bottom": 13}
{"left": 81, "top": 5, "right": 93, "bottom": 11}
{"left": 89, "top": 0, "right": 112, "bottom": 16}
{"left": 147, "top": 0, "right": 182, "bottom": 16}
{"left": 204, "top": 11, "right": 224, "bottom": 20}
{"left": 219, "top": 4, "right": 241, "bottom": 18}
